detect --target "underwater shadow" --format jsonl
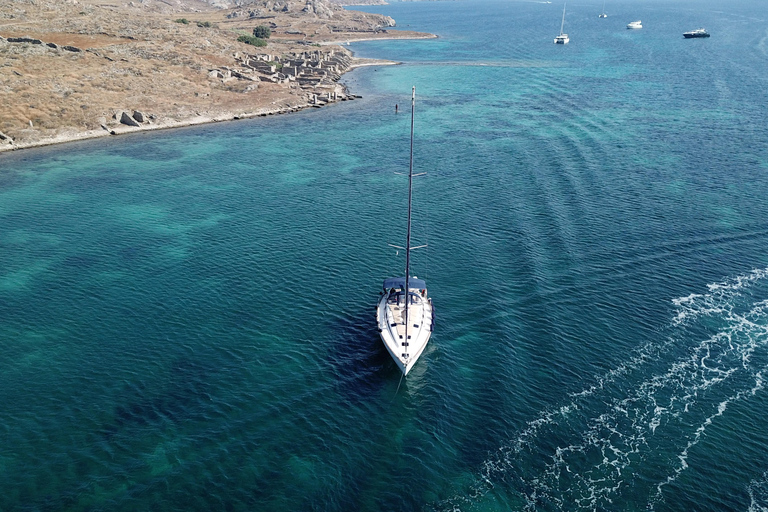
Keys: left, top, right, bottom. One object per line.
{"left": 110, "top": 141, "right": 184, "bottom": 162}
{"left": 103, "top": 356, "right": 216, "bottom": 439}
{"left": 326, "top": 306, "right": 401, "bottom": 405}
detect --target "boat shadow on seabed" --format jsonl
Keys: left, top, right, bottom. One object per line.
{"left": 327, "top": 307, "right": 420, "bottom": 403}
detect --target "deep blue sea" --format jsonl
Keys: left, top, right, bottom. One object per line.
{"left": 2, "top": 0, "right": 768, "bottom": 510}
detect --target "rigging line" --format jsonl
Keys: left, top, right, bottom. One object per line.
{"left": 412, "top": 155, "right": 428, "bottom": 281}
{"left": 392, "top": 370, "right": 405, "bottom": 401}
{"left": 425, "top": 163, "right": 430, "bottom": 282}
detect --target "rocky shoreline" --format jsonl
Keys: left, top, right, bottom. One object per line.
{"left": 0, "top": 45, "right": 404, "bottom": 153}
{"left": 0, "top": 0, "right": 435, "bottom": 154}
{"left": 0, "top": 58, "right": 401, "bottom": 153}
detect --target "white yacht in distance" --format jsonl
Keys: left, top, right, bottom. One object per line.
{"left": 376, "top": 87, "right": 434, "bottom": 376}
{"left": 627, "top": 20, "right": 642, "bottom": 29}
{"left": 684, "top": 28, "right": 710, "bottom": 38}
{"left": 554, "top": 3, "right": 569, "bottom": 44}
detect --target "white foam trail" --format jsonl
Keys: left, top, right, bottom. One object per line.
{"left": 437, "top": 268, "right": 768, "bottom": 511}
{"left": 747, "top": 470, "right": 768, "bottom": 512}
{"left": 650, "top": 371, "right": 765, "bottom": 510}
{"left": 672, "top": 268, "right": 768, "bottom": 326}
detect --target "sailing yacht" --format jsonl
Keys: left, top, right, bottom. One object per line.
{"left": 376, "top": 87, "right": 434, "bottom": 376}
{"left": 554, "top": 3, "right": 569, "bottom": 44}
{"left": 599, "top": 0, "right": 607, "bottom": 17}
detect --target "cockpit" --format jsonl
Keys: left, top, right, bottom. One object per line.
{"left": 386, "top": 289, "right": 426, "bottom": 306}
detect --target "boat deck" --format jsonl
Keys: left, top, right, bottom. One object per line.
{"left": 377, "top": 287, "right": 433, "bottom": 375}
{"left": 386, "top": 294, "right": 426, "bottom": 340}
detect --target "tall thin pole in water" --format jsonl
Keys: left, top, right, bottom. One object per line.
{"left": 403, "top": 86, "right": 415, "bottom": 362}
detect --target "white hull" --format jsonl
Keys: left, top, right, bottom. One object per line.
{"left": 377, "top": 288, "right": 433, "bottom": 375}
{"left": 627, "top": 21, "right": 642, "bottom": 29}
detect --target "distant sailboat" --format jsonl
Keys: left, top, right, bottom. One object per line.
{"left": 554, "top": 3, "right": 569, "bottom": 44}
{"left": 376, "top": 87, "right": 434, "bottom": 376}
{"left": 599, "top": 0, "right": 607, "bottom": 18}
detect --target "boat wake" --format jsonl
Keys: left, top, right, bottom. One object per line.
{"left": 748, "top": 470, "right": 768, "bottom": 512}
{"left": 758, "top": 27, "right": 768, "bottom": 58}
{"left": 435, "top": 268, "right": 768, "bottom": 511}
{"left": 409, "top": 61, "right": 564, "bottom": 69}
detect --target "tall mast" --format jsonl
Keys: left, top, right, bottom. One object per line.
{"left": 560, "top": 3, "right": 566, "bottom": 34}
{"left": 403, "top": 86, "right": 415, "bottom": 361}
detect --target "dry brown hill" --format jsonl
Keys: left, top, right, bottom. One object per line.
{"left": 0, "top": 0, "right": 432, "bottom": 151}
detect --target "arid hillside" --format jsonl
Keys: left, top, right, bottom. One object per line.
{"left": 0, "top": 0, "right": 433, "bottom": 150}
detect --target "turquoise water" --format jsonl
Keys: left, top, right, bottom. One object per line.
{"left": 2, "top": 0, "right": 768, "bottom": 510}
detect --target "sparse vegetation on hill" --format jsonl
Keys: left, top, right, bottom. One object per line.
{"left": 237, "top": 34, "right": 268, "bottom": 47}
{"left": 252, "top": 25, "right": 271, "bottom": 39}
{"left": 0, "top": 0, "right": 431, "bottom": 151}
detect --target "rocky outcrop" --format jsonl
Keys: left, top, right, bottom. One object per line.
{"left": 132, "top": 110, "right": 146, "bottom": 123}
{"left": 303, "top": 0, "right": 335, "bottom": 18}
{"left": 7, "top": 37, "right": 43, "bottom": 44}
{"left": 3, "top": 37, "right": 83, "bottom": 51}
{"left": 225, "top": 0, "right": 342, "bottom": 18}
{"left": 119, "top": 111, "right": 140, "bottom": 127}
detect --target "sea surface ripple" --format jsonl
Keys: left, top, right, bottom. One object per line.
{"left": 2, "top": 0, "right": 768, "bottom": 510}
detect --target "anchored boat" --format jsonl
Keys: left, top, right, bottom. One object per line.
{"left": 684, "top": 28, "right": 710, "bottom": 38}
{"left": 554, "top": 3, "right": 569, "bottom": 44}
{"left": 599, "top": 0, "right": 607, "bottom": 17}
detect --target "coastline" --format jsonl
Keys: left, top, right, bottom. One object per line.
{"left": 0, "top": 32, "right": 434, "bottom": 155}
{"left": 0, "top": 55, "right": 400, "bottom": 154}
